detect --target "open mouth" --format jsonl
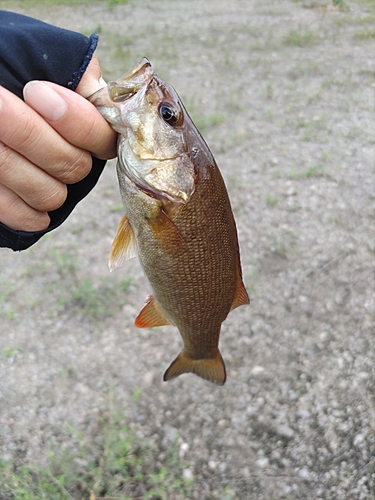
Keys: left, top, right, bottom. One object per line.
{"left": 108, "top": 58, "right": 153, "bottom": 103}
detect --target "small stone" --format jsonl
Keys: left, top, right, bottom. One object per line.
{"left": 183, "top": 468, "right": 193, "bottom": 480}
{"left": 279, "top": 381, "right": 290, "bottom": 396}
{"left": 251, "top": 365, "right": 265, "bottom": 374}
{"left": 256, "top": 397, "right": 265, "bottom": 407}
{"left": 143, "top": 371, "right": 153, "bottom": 386}
{"left": 353, "top": 434, "right": 364, "bottom": 446}
{"left": 241, "top": 466, "right": 251, "bottom": 477}
{"left": 163, "top": 424, "right": 178, "bottom": 442}
{"left": 180, "top": 442, "right": 189, "bottom": 452}
{"left": 218, "top": 419, "right": 229, "bottom": 427}
{"left": 295, "top": 409, "right": 311, "bottom": 419}
{"left": 298, "top": 468, "right": 310, "bottom": 479}
{"left": 255, "top": 457, "right": 269, "bottom": 468}
{"left": 179, "top": 442, "right": 189, "bottom": 458}
{"left": 219, "top": 462, "right": 227, "bottom": 473}
{"left": 208, "top": 460, "right": 217, "bottom": 469}
{"left": 276, "top": 424, "right": 295, "bottom": 439}
{"left": 246, "top": 405, "right": 257, "bottom": 415}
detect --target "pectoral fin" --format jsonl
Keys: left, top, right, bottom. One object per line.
{"left": 147, "top": 208, "right": 187, "bottom": 258}
{"left": 109, "top": 215, "right": 137, "bottom": 272}
{"left": 134, "top": 295, "right": 173, "bottom": 328}
{"left": 163, "top": 350, "right": 226, "bottom": 385}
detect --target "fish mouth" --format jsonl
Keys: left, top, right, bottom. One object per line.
{"left": 108, "top": 58, "right": 153, "bottom": 103}
{"left": 88, "top": 57, "right": 154, "bottom": 108}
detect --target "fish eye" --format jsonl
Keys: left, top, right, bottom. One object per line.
{"left": 158, "top": 102, "right": 183, "bottom": 127}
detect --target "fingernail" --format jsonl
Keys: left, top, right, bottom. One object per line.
{"left": 23, "top": 81, "right": 67, "bottom": 122}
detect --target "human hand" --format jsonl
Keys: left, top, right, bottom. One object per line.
{"left": 0, "top": 54, "right": 117, "bottom": 232}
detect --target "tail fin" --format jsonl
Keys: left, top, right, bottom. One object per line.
{"left": 163, "top": 350, "right": 226, "bottom": 385}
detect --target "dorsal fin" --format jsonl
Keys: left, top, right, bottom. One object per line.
{"left": 134, "top": 295, "right": 173, "bottom": 328}
{"left": 109, "top": 214, "right": 137, "bottom": 272}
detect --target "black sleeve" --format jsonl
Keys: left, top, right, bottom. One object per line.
{"left": 0, "top": 10, "right": 107, "bottom": 251}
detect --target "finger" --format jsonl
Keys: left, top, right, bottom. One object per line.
{"left": 24, "top": 80, "right": 117, "bottom": 160}
{"left": 0, "top": 86, "right": 92, "bottom": 184}
{"left": 0, "top": 141, "right": 67, "bottom": 212}
{"left": 75, "top": 53, "right": 107, "bottom": 98}
{"left": 0, "top": 183, "right": 50, "bottom": 232}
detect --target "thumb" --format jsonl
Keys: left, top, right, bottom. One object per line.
{"left": 75, "top": 53, "right": 107, "bottom": 98}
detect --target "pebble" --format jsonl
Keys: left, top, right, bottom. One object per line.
{"left": 276, "top": 424, "right": 295, "bottom": 439}
{"left": 241, "top": 466, "right": 251, "bottom": 477}
{"left": 295, "top": 409, "right": 311, "bottom": 419}
{"left": 183, "top": 468, "right": 193, "bottom": 480}
{"left": 179, "top": 442, "right": 189, "bottom": 458}
{"left": 142, "top": 371, "right": 153, "bottom": 386}
{"left": 255, "top": 457, "right": 269, "bottom": 468}
{"left": 251, "top": 365, "right": 265, "bottom": 374}
{"left": 298, "top": 468, "right": 310, "bottom": 479}
{"left": 163, "top": 424, "right": 178, "bottom": 442}
{"left": 353, "top": 434, "right": 364, "bottom": 446}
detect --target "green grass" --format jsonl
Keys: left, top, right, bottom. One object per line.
{"left": 2, "top": 0, "right": 91, "bottom": 6}
{"left": 106, "top": 0, "right": 129, "bottom": 5}
{"left": 266, "top": 195, "right": 280, "bottom": 207}
{"left": 52, "top": 275, "right": 133, "bottom": 320}
{"left": 0, "top": 279, "right": 15, "bottom": 321}
{"left": 17, "top": 244, "right": 134, "bottom": 321}
{"left": 2, "top": 0, "right": 129, "bottom": 6}
{"left": 284, "top": 29, "right": 318, "bottom": 47}
{"left": 192, "top": 113, "right": 226, "bottom": 133}
{"left": 354, "top": 28, "right": 375, "bottom": 39}
{"left": 2, "top": 345, "right": 21, "bottom": 359}
{"left": 0, "top": 397, "right": 193, "bottom": 499}
{"left": 286, "top": 114, "right": 330, "bottom": 143}
{"left": 287, "top": 60, "right": 321, "bottom": 79}
{"left": 292, "top": 0, "right": 348, "bottom": 7}
{"left": 356, "top": 0, "right": 375, "bottom": 10}
{"left": 288, "top": 163, "right": 329, "bottom": 179}
{"left": 332, "top": 0, "right": 347, "bottom": 8}
{"left": 272, "top": 229, "right": 298, "bottom": 256}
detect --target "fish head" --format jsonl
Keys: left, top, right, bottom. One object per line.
{"left": 89, "top": 58, "right": 204, "bottom": 203}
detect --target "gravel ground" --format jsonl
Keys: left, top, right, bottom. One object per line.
{"left": 1, "top": 0, "right": 374, "bottom": 498}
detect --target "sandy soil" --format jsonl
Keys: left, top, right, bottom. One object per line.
{"left": 1, "top": 0, "right": 374, "bottom": 498}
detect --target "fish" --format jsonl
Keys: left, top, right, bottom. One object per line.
{"left": 88, "top": 58, "right": 249, "bottom": 385}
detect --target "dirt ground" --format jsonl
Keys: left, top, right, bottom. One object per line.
{"left": 1, "top": 0, "right": 374, "bottom": 498}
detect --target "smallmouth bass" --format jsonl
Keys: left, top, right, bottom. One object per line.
{"left": 89, "top": 58, "right": 249, "bottom": 385}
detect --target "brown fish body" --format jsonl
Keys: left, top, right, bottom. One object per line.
{"left": 89, "top": 59, "right": 249, "bottom": 384}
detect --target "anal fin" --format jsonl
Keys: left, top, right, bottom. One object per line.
{"left": 109, "top": 214, "right": 137, "bottom": 272}
{"left": 163, "top": 350, "right": 226, "bottom": 385}
{"left": 134, "top": 295, "right": 173, "bottom": 328}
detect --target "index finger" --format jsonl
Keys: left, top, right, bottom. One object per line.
{"left": 24, "top": 81, "right": 117, "bottom": 160}
{"left": 0, "top": 86, "right": 92, "bottom": 184}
